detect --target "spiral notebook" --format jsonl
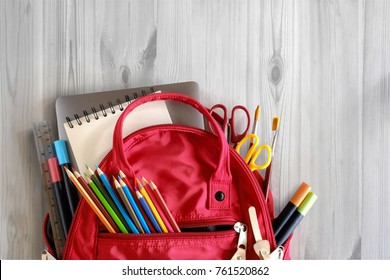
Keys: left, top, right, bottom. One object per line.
{"left": 56, "top": 81, "right": 202, "bottom": 171}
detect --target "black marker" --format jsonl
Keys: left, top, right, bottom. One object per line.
{"left": 54, "top": 140, "right": 79, "bottom": 217}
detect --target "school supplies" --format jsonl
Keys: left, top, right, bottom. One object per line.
{"left": 95, "top": 165, "right": 138, "bottom": 233}
{"left": 235, "top": 134, "right": 272, "bottom": 171}
{"left": 47, "top": 157, "right": 72, "bottom": 238}
{"left": 33, "top": 121, "right": 65, "bottom": 259}
{"left": 272, "top": 182, "right": 312, "bottom": 236}
{"left": 209, "top": 103, "right": 251, "bottom": 146}
{"left": 148, "top": 180, "right": 181, "bottom": 232}
{"left": 118, "top": 176, "right": 150, "bottom": 234}
{"left": 64, "top": 94, "right": 173, "bottom": 172}
{"left": 61, "top": 93, "right": 288, "bottom": 260}
{"left": 275, "top": 192, "right": 317, "bottom": 246}
{"left": 249, "top": 105, "right": 261, "bottom": 147}
{"left": 53, "top": 140, "right": 79, "bottom": 217}
{"left": 136, "top": 179, "right": 168, "bottom": 233}
{"left": 72, "top": 168, "right": 122, "bottom": 233}
{"left": 113, "top": 177, "right": 144, "bottom": 233}
{"left": 264, "top": 117, "right": 281, "bottom": 201}
{"left": 64, "top": 166, "right": 117, "bottom": 233}
{"left": 135, "top": 188, "right": 162, "bottom": 233}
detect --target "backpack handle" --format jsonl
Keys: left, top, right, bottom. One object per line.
{"left": 111, "top": 92, "right": 232, "bottom": 205}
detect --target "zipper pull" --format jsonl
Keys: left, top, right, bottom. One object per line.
{"left": 231, "top": 222, "right": 248, "bottom": 260}
{"left": 248, "top": 206, "right": 271, "bottom": 260}
{"left": 269, "top": 246, "right": 284, "bottom": 260}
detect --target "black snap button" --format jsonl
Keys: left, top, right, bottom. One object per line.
{"left": 215, "top": 191, "right": 225, "bottom": 202}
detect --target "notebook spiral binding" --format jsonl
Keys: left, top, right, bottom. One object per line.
{"left": 65, "top": 87, "right": 156, "bottom": 128}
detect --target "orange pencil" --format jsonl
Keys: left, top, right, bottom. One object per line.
{"left": 64, "top": 166, "right": 116, "bottom": 233}
{"left": 72, "top": 168, "right": 120, "bottom": 233}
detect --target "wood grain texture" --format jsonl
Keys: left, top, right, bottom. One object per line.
{"left": 0, "top": 0, "right": 389, "bottom": 259}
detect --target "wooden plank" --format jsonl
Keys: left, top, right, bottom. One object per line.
{"left": 0, "top": 0, "right": 45, "bottom": 259}
{"left": 362, "top": 0, "right": 390, "bottom": 259}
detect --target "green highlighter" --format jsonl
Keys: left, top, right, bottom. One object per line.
{"left": 275, "top": 192, "right": 317, "bottom": 247}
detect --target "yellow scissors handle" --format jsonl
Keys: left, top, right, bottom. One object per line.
{"left": 235, "top": 134, "right": 259, "bottom": 164}
{"left": 248, "top": 144, "right": 272, "bottom": 171}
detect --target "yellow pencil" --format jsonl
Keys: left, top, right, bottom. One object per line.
{"left": 64, "top": 166, "right": 116, "bottom": 233}
{"left": 136, "top": 178, "right": 168, "bottom": 233}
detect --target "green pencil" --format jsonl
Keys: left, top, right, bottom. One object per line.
{"left": 85, "top": 174, "right": 129, "bottom": 234}
{"left": 85, "top": 164, "right": 128, "bottom": 229}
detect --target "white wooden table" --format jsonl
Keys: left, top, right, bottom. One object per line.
{"left": 1, "top": 0, "right": 389, "bottom": 259}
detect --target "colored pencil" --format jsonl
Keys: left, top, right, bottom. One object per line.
{"left": 118, "top": 176, "right": 151, "bottom": 234}
{"left": 95, "top": 165, "right": 138, "bottom": 233}
{"left": 72, "top": 168, "right": 122, "bottom": 233}
{"left": 148, "top": 179, "right": 181, "bottom": 232}
{"left": 84, "top": 174, "right": 128, "bottom": 233}
{"left": 64, "top": 166, "right": 116, "bottom": 233}
{"left": 135, "top": 188, "right": 162, "bottom": 233}
{"left": 137, "top": 179, "right": 168, "bottom": 233}
{"left": 119, "top": 170, "right": 156, "bottom": 233}
{"left": 112, "top": 177, "right": 143, "bottom": 233}
{"left": 141, "top": 178, "right": 174, "bottom": 233}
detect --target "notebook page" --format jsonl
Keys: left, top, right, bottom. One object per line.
{"left": 64, "top": 100, "right": 172, "bottom": 172}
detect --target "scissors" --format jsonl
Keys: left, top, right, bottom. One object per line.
{"left": 235, "top": 134, "right": 272, "bottom": 171}
{"left": 209, "top": 104, "right": 251, "bottom": 145}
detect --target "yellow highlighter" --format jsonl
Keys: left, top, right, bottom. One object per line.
{"left": 136, "top": 179, "right": 168, "bottom": 233}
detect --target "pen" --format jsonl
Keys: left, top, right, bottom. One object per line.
{"left": 53, "top": 140, "right": 80, "bottom": 217}
{"left": 275, "top": 192, "right": 317, "bottom": 246}
{"left": 47, "top": 157, "right": 71, "bottom": 237}
{"left": 272, "top": 182, "right": 311, "bottom": 236}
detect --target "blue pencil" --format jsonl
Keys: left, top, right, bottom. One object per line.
{"left": 118, "top": 176, "right": 150, "bottom": 234}
{"left": 95, "top": 165, "right": 139, "bottom": 234}
{"left": 135, "top": 188, "right": 162, "bottom": 233}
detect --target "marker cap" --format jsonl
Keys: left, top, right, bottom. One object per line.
{"left": 297, "top": 192, "right": 317, "bottom": 216}
{"left": 54, "top": 140, "right": 70, "bottom": 165}
{"left": 290, "top": 182, "right": 311, "bottom": 207}
{"left": 48, "top": 157, "right": 62, "bottom": 182}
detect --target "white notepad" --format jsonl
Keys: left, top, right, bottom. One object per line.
{"left": 64, "top": 99, "right": 172, "bottom": 172}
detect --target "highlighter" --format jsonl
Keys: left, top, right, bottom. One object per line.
{"left": 54, "top": 140, "right": 80, "bottom": 217}
{"left": 275, "top": 192, "right": 317, "bottom": 246}
{"left": 272, "top": 182, "right": 311, "bottom": 236}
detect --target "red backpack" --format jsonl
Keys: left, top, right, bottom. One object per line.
{"left": 59, "top": 93, "right": 292, "bottom": 260}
